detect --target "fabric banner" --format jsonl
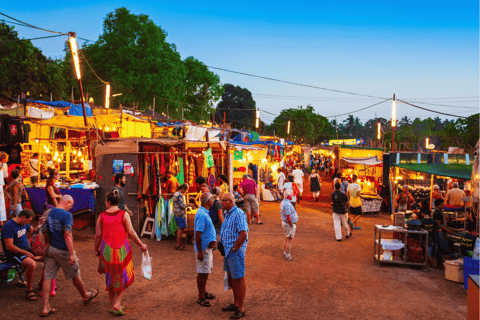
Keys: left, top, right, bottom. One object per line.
{"left": 27, "top": 106, "right": 55, "bottom": 119}
{"left": 234, "top": 150, "right": 243, "bottom": 160}
{"left": 203, "top": 148, "right": 214, "bottom": 168}
{"left": 176, "top": 158, "right": 184, "bottom": 185}
{"left": 185, "top": 126, "right": 207, "bottom": 141}
{"left": 341, "top": 156, "right": 383, "bottom": 166}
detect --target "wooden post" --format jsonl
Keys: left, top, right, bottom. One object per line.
{"left": 66, "top": 131, "right": 70, "bottom": 178}
{"left": 71, "top": 87, "right": 74, "bottom": 103}
{"left": 16, "top": 95, "right": 19, "bottom": 116}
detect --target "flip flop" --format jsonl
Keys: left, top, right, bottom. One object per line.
{"left": 197, "top": 298, "right": 211, "bottom": 307}
{"left": 83, "top": 289, "right": 99, "bottom": 305}
{"left": 109, "top": 307, "right": 125, "bottom": 314}
{"left": 204, "top": 292, "right": 216, "bottom": 300}
{"left": 353, "top": 226, "right": 361, "bottom": 230}
{"left": 26, "top": 290, "right": 37, "bottom": 301}
{"left": 40, "top": 309, "right": 57, "bottom": 317}
{"left": 257, "top": 221, "right": 264, "bottom": 225}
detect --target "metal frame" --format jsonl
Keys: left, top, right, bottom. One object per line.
{"left": 374, "top": 225, "right": 429, "bottom": 267}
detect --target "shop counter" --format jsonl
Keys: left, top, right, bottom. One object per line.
{"left": 360, "top": 194, "right": 382, "bottom": 213}
{"left": 25, "top": 187, "right": 96, "bottom": 215}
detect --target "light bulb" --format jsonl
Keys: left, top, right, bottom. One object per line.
{"left": 46, "top": 148, "right": 49, "bottom": 153}
{"left": 78, "top": 151, "right": 82, "bottom": 157}
{"left": 73, "top": 149, "right": 76, "bottom": 155}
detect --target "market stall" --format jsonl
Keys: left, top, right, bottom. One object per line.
{"left": 340, "top": 155, "right": 383, "bottom": 213}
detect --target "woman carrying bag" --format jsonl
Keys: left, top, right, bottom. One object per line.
{"left": 95, "top": 191, "right": 148, "bottom": 316}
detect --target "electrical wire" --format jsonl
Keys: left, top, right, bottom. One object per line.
{"left": 0, "top": 34, "right": 63, "bottom": 43}
{"left": 0, "top": 12, "right": 67, "bottom": 35}
{"left": 397, "top": 100, "right": 474, "bottom": 119}
{"left": 77, "top": 47, "right": 108, "bottom": 84}
{"left": 401, "top": 100, "right": 477, "bottom": 109}
{"left": 207, "top": 66, "right": 388, "bottom": 100}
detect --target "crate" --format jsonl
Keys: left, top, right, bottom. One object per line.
{"left": 463, "top": 257, "right": 479, "bottom": 290}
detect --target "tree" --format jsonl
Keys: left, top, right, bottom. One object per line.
{"left": 215, "top": 84, "right": 256, "bottom": 129}
{"left": 272, "top": 105, "right": 333, "bottom": 145}
{"left": 183, "top": 57, "right": 223, "bottom": 122}
{"left": 81, "top": 7, "right": 187, "bottom": 112}
{"left": 0, "top": 22, "right": 71, "bottom": 100}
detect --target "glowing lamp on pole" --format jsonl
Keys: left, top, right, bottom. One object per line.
{"left": 105, "top": 83, "right": 110, "bottom": 109}
{"left": 426, "top": 138, "right": 429, "bottom": 149}
{"left": 255, "top": 109, "right": 260, "bottom": 129}
{"left": 377, "top": 122, "right": 381, "bottom": 140}
{"left": 69, "top": 36, "right": 81, "bottom": 80}
{"left": 287, "top": 120, "right": 291, "bottom": 134}
{"left": 391, "top": 94, "right": 396, "bottom": 152}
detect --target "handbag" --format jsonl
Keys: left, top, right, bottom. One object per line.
{"left": 217, "top": 242, "right": 225, "bottom": 256}
{"left": 30, "top": 209, "right": 51, "bottom": 256}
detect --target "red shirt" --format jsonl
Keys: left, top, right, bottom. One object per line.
{"left": 240, "top": 179, "right": 257, "bottom": 195}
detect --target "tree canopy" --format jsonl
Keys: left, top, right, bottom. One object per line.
{"left": 215, "top": 84, "right": 256, "bottom": 129}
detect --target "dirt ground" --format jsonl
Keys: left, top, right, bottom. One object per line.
{"left": 1, "top": 177, "right": 469, "bottom": 320}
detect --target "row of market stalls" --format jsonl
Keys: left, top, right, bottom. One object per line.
{"left": 0, "top": 99, "right": 289, "bottom": 233}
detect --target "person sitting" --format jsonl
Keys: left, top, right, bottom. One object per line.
{"left": 0, "top": 209, "right": 39, "bottom": 301}
{"left": 460, "top": 222, "right": 477, "bottom": 257}
{"left": 265, "top": 177, "right": 281, "bottom": 201}
{"left": 416, "top": 200, "right": 431, "bottom": 220}
{"left": 445, "top": 182, "right": 466, "bottom": 206}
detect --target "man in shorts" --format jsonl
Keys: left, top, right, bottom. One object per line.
{"left": 41, "top": 195, "right": 99, "bottom": 317}
{"left": 194, "top": 192, "right": 217, "bottom": 307}
{"left": 1, "top": 209, "right": 38, "bottom": 301}
{"left": 240, "top": 174, "right": 262, "bottom": 224}
{"left": 280, "top": 190, "right": 298, "bottom": 261}
{"left": 347, "top": 174, "right": 362, "bottom": 230}
{"left": 220, "top": 193, "right": 249, "bottom": 319}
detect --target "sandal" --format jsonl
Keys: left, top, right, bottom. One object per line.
{"left": 353, "top": 226, "right": 361, "bottom": 230}
{"left": 197, "top": 298, "right": 211, "bottom": 307}
{"left": 111, "top": 308, "right": 126, "bottom": 316}
{"left": 174, "top": 245, "right": 186, "bottom": 250}
{"left": 257, "top": 221, "right": 264, "bottom": 225}
{"left": 40, "top": 309, "right": 57, "bottom": 317}
{"left": 16, "top": 280, "right": 27, "bottom": 288}
{"left": 83, "top": 289, "right": 99, "bottom": 305}
{"left": 109, "top": 307, "right": 125, "bottom": 314}
{"left": 204, "top": 292, "right": 216, "bottom": 300}
{"left": 26, "top": 290, "right": 37, "bottom": 301}
{"left": 285, "top": 256, "right": 295, "bottom": 261}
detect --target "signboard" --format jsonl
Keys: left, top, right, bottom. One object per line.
{"left": 328, "top": 138, "right": 364, "bottom": 146}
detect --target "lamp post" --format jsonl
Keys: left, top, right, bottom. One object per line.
{"left": 68, "top": 32, "right": 92, "bottom": 162}
{"left": 391, "top": 93, "right": 396, "bottom": 152}
{"left": 105, "top": 83, "right": 110, "bottom": 109}
{"left": 255, "top": 108, "right": 260, "bottom": 132}
{"left": 287, "top": 120, "right": 291, "bottom": 142}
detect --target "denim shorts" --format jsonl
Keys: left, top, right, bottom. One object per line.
{"left": 224, "top": 250, "right": 245, "bottom": 279}
{"left": 175, "top": 217, "right": 187, "bottom": 229}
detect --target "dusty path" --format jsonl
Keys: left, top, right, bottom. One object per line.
{"left": 1, "top": 178, "right": 468, "bottom": 319}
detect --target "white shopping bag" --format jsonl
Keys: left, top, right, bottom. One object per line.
{"left": 142, "top": 250, "right": 152, "bottom": 280}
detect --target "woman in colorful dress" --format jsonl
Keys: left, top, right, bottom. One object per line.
{"left": 95, "top": 191, "right": 148, "bottom": 315}
{"left": 219, "top": 175, "right": 229, "bottom": 195}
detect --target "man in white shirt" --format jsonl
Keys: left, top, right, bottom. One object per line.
{"left": 445, "top": 182, "right": 466, "bottom": 206}
{"left": 29, "top": 153, "right": 39, "bottom": 185}
{"left": 276, "top": 168, "right": 285, "bottom": 199}
{"left": 292, "top": 165, "right": 304, "bottom": 200}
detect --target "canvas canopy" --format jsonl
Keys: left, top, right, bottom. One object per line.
{"left": 341, "top": 156, "right": 382, "bottom": 166}
{"left": 394, "top": 163, "right": 473, "bottom": 180}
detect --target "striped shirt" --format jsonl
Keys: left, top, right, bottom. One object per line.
{"left": 220, "top": 205, "right": 249, "bottom": 257}
{"left": 280, "top": 199, "right": 298, "bottom": 223}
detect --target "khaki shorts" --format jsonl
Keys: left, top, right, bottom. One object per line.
{"left": 196, "top": 248, "right": 213, "bottom": 274}
{"left": 282, "top": 221, "right": 296, "bottom": 238}
{"left": 44, "top": 245, "right": 80, "bottom": 280}
{"left": 244, "top": 194, "right": 259, "bottom": 213}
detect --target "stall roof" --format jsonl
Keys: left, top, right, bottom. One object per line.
{"left": 26, "top": 100, "right": 93, "bottom": 117}
{"left": 395, "top": 163, "right": 473, "bottom": 180}
{"left": 341, "top": 156, "right": 382, "bottom": 166}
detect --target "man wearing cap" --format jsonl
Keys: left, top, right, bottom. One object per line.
{"left": 280, "top": 189, "right": 298, "bottom": 261}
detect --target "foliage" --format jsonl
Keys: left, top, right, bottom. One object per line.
{"left": 0, "top": 22, "right": 71, "bottom": 100}
{"left": 215, "top": 84, "right": 256, "bottom": 129}
{"left": 183, "top": 57, "right": 223, "bottom": 122}
{"left": 272, "top": 105, "right": 333, "bottom": 145}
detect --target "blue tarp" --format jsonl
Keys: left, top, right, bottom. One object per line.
{"left": 27, "top": 100, "right": 92, "bottom": 117}
{"left": 155, "top": 121, "right": 184, "bottom": 127}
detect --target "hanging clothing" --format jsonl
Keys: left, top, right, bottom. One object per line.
{"left": 97, "top": 209, "right": 134, "bottom": 293}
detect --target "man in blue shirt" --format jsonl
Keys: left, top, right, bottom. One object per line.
{"left": 1, "top": 209, "right": 38, "bottom": 300}
{"left": 194, "top": 192, "right": 217, "bottom": 307}
{"left": 41, "top": 195, "right": 99, "bottom": 317}
{"left": 280, "top": 190, "right": 298, "bottom": 261}
{"left": 220, "top": 192, "right": 248, "bottom": 319}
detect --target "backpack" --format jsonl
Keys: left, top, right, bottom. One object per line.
{"left": 208, "top": 200, "right": 219, "bottom": 224}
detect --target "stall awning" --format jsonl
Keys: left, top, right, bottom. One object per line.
{"left": 395, "top": 163, "right": 473, "bottom": 180}
{"left": 341, "top": 156, "right": 382, "bottom": 166}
